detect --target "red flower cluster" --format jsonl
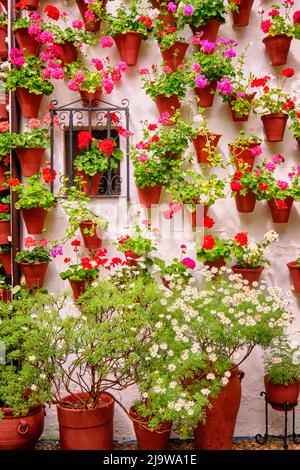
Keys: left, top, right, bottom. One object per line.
{"left": 42, "top": 168, "right": 57, "bottom": 184}
{"left": 282, "top": 98, "right": 295, "bottom": 111}
{"left": 139, "top": 16, "right": 152, "bottom": 28}
{"left": 81, "top": 257, "right": 93, "bottom": 270}
{"left": 275, "top": 199, "right": 287, "bottom": 209}
{"left": 0, "top": 204, "right": 9, "bottom": 213}
{"left": 282, "top": 68, "right": 295, "bottom": 78}
{"left": 235, "top": 232, "right": 248, "bottom": 246}
{"left": 0, "top": 121, "right": 9, "bottom": 132}
{"left": 258, "top": 183, "right": 268, "bottom": 191}
{"left": 148, "top": 124, "right": 157, "bottom": 131}
{"left": 118, "top": 235, "right": 130, "bottom": 245}
{"left": 98, "top": 138, "right": 115, "bottom": 156}
{"left": 201, "top": 235, "right": 215, "bottom": 250}
{"left": 78, "top": 131, "right": 93, "bottom": 149}
{"left": 44, "top": 5, "right": 60, "bottom": 20}
{"left": 157, "top": 26, "right": 176, "bottom": 38}
{"left": 202, "top": 216, "right": 215, "bottom": 229}
{"left": 8, "top": 178, "right": 20, "bottom": 187}
{"left": 251, "top": 76, "right": 270, "bottom": 88}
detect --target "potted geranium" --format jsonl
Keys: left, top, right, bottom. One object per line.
{"left": 228, "top": 0, "right": 254, "bottom": 27}
{"left": 139, "top": 64, "right": 187, "bottom": 117}
{"left": 287, "top": 253, "right": 300, "bottom": 294}
{"left": 230, "top": 169, "right": 258, "bottom": 213}
{"left": 229, "top": 130, "right": 262, "bottom": 172}
{"left": 0, "top": 244, "right": 11, "bottom": 275}
{"left": 187, "top": 38, "right": 236, "bottom": 108}
{"left": 0, "top": 195, "right": 10, "bottom": 245}
{"left": 105, "top": 0, "right": 153, "bottom": 66}
{"left": 0, "top": 4, "right": 7, "bottom": 59}
{"left": 15, "top": 237, "right": 51, "bottom": 290}
{"left": 154, "top": 248, "right": 195, "bottom": 289}
{"left": 196, "top": 228, "right": 231, "bottom": 271}
{"left": 9, "top": 174, "right": 56, "bottom": 234}
{"left": 231, "top": 230, "right": 279, "bottom": 286}
{"left": 191, "top": 113, "right": 222, "bottom": 165}
{"left": 264, "top": 338, "right": 300, "bottom": 410}
{"left": 117, "top": 223, "right": 156, "bottom": 265}
{"left": 75, "top": 0, "right": 106, "bottom": 32}
{"left": 259, "top": 3, "right": 300, "bottom": 66}
{"left": 252, "top": 70, "right": 294, "bottom": 142}
{"left": 12, "top": 11, "right": 44, "bottom": 56}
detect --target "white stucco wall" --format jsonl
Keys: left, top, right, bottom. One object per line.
{"left": 18, "top": 0, "right": 300, "bottom": 441}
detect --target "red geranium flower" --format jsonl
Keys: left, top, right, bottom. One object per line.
{"left": 148, "top": 124, "right": 157, "bottom": 131}
{"left": 258, "top": 183, "right": 268, "bottom": 191}
{"left": 251, "top": 76, "right": 270, "bottom": 88}
{"left": 0, "top": 204, "right": 9, "bottom": 213}
{"left": 44, "top": 5, "right": 60, "bottom": 20}
{"left": 0, "top": 121, "right": 9, "bottom": 132}
{"left": 8, "top": 177, "right": 20, "bottom": 187}
{"left": 139, "top": 16, "right": 152, "bottom": 28}
{"left": 71, "top": 239, "right": 81, "bottom": 247}
{"left": 81, "top": 257, "right": 93, "bottom": 269}
{"left": 201, "top": 235, "right": 215, "bottom": 250}
{"left": 42, "top": 168, "right": 57, "bottom": 184}
{"left": 202, "top": 216, "right": 215, "bottom": 229}
{"left": 151, "top": 135, "right": 160, "bottom": 142}
{"left": 282, "top": 68, "right": 295, "bottom": 78}
{"left": 235, "top": 232, "right": 248, "bottom": 246}
{"left": 24, "top": 236, "right": 36, "bottom": 248}
{"left": 96, "top": 248, "right": 107, "bottom": 257}
{"left": 78, "top": 131, "right": 93, "bottom": 149}
{"left": 64, "top": 257, "right": 71, "bottom": 263}
{"left": 230, "top": 180, "right": 243, "bottom": 192}
{"left": 98, "top": 138, "right": 115, "bottom": 156}
{"left": 118, "top": 235, "right": 130, "bottom": 244}
{"left": 282, "top": 98, "right": 295, "bottom": 111}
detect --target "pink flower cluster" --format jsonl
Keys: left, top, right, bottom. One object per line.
{"left": 217, "top": 78, "right": 233, "bottom": 95}
{"left": 43, "top": 61, "right": 64, "bottom": 80}
{"left": 10, "top": 48, "right": 25, "bottom": 66}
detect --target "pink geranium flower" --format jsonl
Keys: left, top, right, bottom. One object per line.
{"left": 181, "top": 257, "right": 196, "bottom": 269}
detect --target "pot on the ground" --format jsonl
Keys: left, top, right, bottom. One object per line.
{"left": 129, "top": 406, "right": 172, "bottom": 450}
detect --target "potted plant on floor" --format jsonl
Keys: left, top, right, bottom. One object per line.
{"left": 15, "top": 237, "right": 52, "bottom": 290}
{"left": 264, "top": 337, "right": 300, "bottom": 410}
{"left": 191, "top": 113, "right": 223, "bottom": 166}
{"left": 230, "top": 169, "right": 258, "bottom": 213}
{"left": 117, "top": 222, "right": 156, "bottom": 266}
{"left": 229, "top": 130, "right": 262, "bottom": 172}
{"left": 177, "top": 0, "right": 227, "bottom": 40}
{"left": 0, "top": 4, "right": 7, "bottom": 59}
{"left": 259, "top": 3, "right": 300, "bottom": 66}
{"left": 0, "top": 244, "right": 11, "bottom": 275}
{"left": 228, "top": 0, "right": 254, "bottom": 27}
{"left": 231, "top": 230, "right": 279, "bottom": 286}
{"left": 0, "top": 194, "right": 10, "bottom": 245}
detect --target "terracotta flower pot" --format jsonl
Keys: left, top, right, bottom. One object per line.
{"left": 76, "top": 0, "right": 105, "bottom": 32}
{"left": 195, "top": 81, "right": 217, "bottom": 108}
{"left": 125, "top": 252, "right": 139, "bottom": 267}
{"left": 0, "top": 162, "right": 8, "bottom": 191}
{"left": 58, "top": 41, "right": 78, "bottom": 64}
{"left": 264, "top": 377, "right": 300, "bottom": 411}
{"left": 19, "top": 262, "right": 48, "bottom": 290}
{"left": 69, "top": 278, "right": 93, "bottom": 300}
{"left": 193, "top": 132, "right": 221, "bottom": 164}
{"left": 267, "top": 197, "right": 293, "bottom": 223}
{"left": 113, "top": 32, "right": 143, "bottom": 66}
{"left": 21, "top": 207, "right": 48, "bottom": 234}
{"left": 230, "top": 143, "right": 260, "bottom": 172}
{"left": 204, "top": 257, "right": 226, "bottom": 271}
{"left": 79, "top": 88, "right": 102, "bottom": 107}
{"left": 228, "top": 93, "right": 256, "bottom": 122}
{"left": 57, "top": 392, "right": 114, "bottom": 450}
{"left": 0, "top": 25, "right": 8, "bottom": 59}
{"left": 80, "top": 221, "right": 102, "bottom": 250}
{"left": 235, "top": 191, "right": 256, "bottom": 213}
{"left": 190, "top": 204, "right": 209, "bottom": 228}
{"left": 22, "top": 0, "right": 40, "bottom": 10}
{"left": 136, "top": 184, "right": 162, "bottom": 208}
{"left": 231, "top": 0, "right": 254, "bottom": 27}
{"left": 155, "top": 94, "right": 180, "bottom": 118}
{"left": 160, "top": 41, "right": 189, "bottom": 70}
{"left": 0, "top": 220, "right": 10, "bottom": 245}
{"left": 231, "top": 265, "right": 264, "bottom": 287}
{"left": 263, "top": 34, "right": 292, "bottom": 66}
{"left": 194, "top": 367, "right": 244, "bottom": 450}
{"left": 0, "top": 94, "right": 8, "bottom": 122}
{"left": 14, "top": 28, "right": 40, "bottom": 56}
{"left": 191, "top": 19, "right": 221, "bottom": 42}
{"left": 261, "top": 113, "right": 288, "bottom": 142}
{"left": 16, "top": 88, "right": 43, "bottom": 119}
{"left": 76, "top": 171, "right": 102, "bottom": 197}
{"left": 287, "top": 261, "right": 300, "bottom": 294}
{"left": 129, "top": 407, "right": 172, "bottom": 450}
{"left": 0, "top": 251, "right": 12, "bottom": 276}
{"left": 1, "top": 289, "right": 11, "bottom": 303}
{"left": 15, "top": 148, "right": 45, "bottom": 177}
{"left": 0, "top": 404, "right": 45, "bottom": 450}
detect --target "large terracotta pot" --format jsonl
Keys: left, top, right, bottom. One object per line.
{"left": 16, "top": 88, "right": 43, "bottom": 119}
{"left": 76, "top": 171, "right": 102, "bottom": 197}
{"left": 0, "top": 404, "right": 45, "bottom": 450}
{"left": 261, "top": 113, "right": 288, "bottom": 142}
{"left": 80, "top": 221, "right": 102, "bottom": 250}
{"left": 155, "top": 94, "right": 180, "bottom": 118}
{"left": 194, "top": 367, "right": 244, "bottom": 450}
{"left": 193, "top": 132, "right": 221, "bottom": 164}
{"left": 19, "top": 262, "right": 48, "bottom": 290}
{"left": 79, "top": 88, "right": 102, "bottom": 107}
{"left": 231, "top": 0, "right": 254, "bottom": 27}
{"left": 230, "top": 143, "right": 260, "bottom": 171}
{"left": 22, "top": 0, "right": 40, "bottom": 10}
{"left": 0, "top": 220, "right": 10, "bottom": 245}
{"left": 0, "top": 94, "right": 8, "bottom": 122}
{"left": 76, "top": 0, "right": 105, "bottom": 32}
{"left": 21, "top": 207, "right": 48, "bottom": 234}
{"left": 69, "top": 278, "right": 93, "bottom": 300}
{"left": 114, "top": 32, "right": 143, "bottom": 66}
{"left": 160, "top": 41, "right": 189, "bottom": 70}
{"left": 287, "top": 261, "right": 300, "bottom": 294}
{"left": 235, "top": 191, "right": 256, "bottom": 213}
{"left": 14, "top": 28, "right": 40, "bottom": 56}
{"left": 0, "top": 162, "right": 8, "bottom": 191}
{"left": 136, "top": 184, "right": 162, "bottom": 208}
{"left": 232, "top": 265, "right": 264, "bottom": 287}
{"left": 129, "top": 407, "right": 172, "bottom": 450}
{"left": 15, "top": 148, "right": 45, "bottom": 177}
{"left": 204, "top": 257, "right": 226, "bottom": 271}
{"left": 264, "top": 377, "right": 300, "bottom": 411}
{"left": 0, "top": 251, "right": 11, "bottom": 275}
{"left": 0, "top": 25, "right": 8, "bottom": 59}
{"left": 195, "top": 81, "right": 217, "bottom": 108}
{"left": 191, "top": 19, "right": 221, "bottom": 42}
{"left": 228, "top": 93, "right": 256, "bottom": 122}
{"left": 58, "top": 41, "right": 78, "bottom": 64}
{"left": 267, "top": 197, "right": 293, "bottom": 223}
{"left": 263, "top": 34, "right": 292, "bottom": 66}
{"left": 57, "top": 392, "right": 114, "bottom": 450}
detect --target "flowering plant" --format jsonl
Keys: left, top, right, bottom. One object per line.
{"left": 153, "top": 12, "right": 186, "bottom": 51}
{"left": 48, "top": 16, "right": 96, "bottom": 47}
{"left": 11, "top": 118, "right": 49, "bottom": 149}
{"left": 60, "top": 259, "right": 99, "bottom": 282}
{"left": 75, "top": 0, "right": 106, "bottom": 27}
{"left": 231, "top": 230, "right": 279, "bottom": 269}
{"left": 9, "top": 174, "right": 56, "bottom": 211}
{"left": 117, "top": 223, "right": 156, "bottom": 260}
{"left": 196, "top": 234, "right": 231, "bottom": 262}
{"left": 176, "top": 0, "right": 227, "bottom": 29}
{"left": 15, "top": 237, "right": 51, "bottom": 264}
{"left": 12, "top": 11, "right": 48, "bottom": 35}
{"left": 264, "top": 336, "right": 300, "bottom": 386}
{"left": 105, "top": 0, "right": 153, "bottom": 37}
{"left": 191, "top": 113, "right": 224, "bottom": 166}
{"left": 258, "top": 3, "right": 300, "bottom": 39}
{"left": 229, "top": 130, "right": 262, "bottom": 151}
{"left": 0, "top": 195, "right": 10, "bottom": 221}
{"left": 139, "top": 64, "right": 187, "bottom": 100}
{"left": 6, "top": 54, "right": 54, "bottom": 95}
{"left": 154, "top": 245, "right": 196, "bottom": 283}
{"left": 251, "top": 69, "right": 295, "bottom": 115}
{"left": 0, "top": 121, "right": 13, "bottom": 160}
{"left": 230, "top": 169, "right": 260, "bottom": 196}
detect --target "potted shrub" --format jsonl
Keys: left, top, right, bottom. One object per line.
{"left": 12, "top": 12, "right": 44, "bottom": 56}
{"left": 139, "top": 64, "right": 187, "bottom": 118}
{"left": 230, "top": 169, "right": 258, "bottom": 213}
{"left": 9, "top": 174, "right": 56, "bottom": 234}
{"left": 229, "top": 130, "right": 262, "bottom": 172}
{"left": 117, "top": 223, "right": 156, "bottom": 266}
{"left": 75, "top": 0, "right": 106, "bottom": 32}
{"left": 264, "top": 338, "right": 300, "bottom": 410}
{"left": 252, "top": 70, "right": 294, "bottom": 142}
{"left": 0, "top": 244, "right": 11, "bottom": 276}
{"left": 0, "top": 5, "right": 7, "bottom": 59}
{"left": 259, "top": 3, "right": 300, "bottom": 66}
{"left": 0, "top": 195, "right": 10, "bottom": 245}
{"left": 187, "top": 38, "right": 236, "bottom": 108}
{"left": 191, "top": 113, "right": 222, "bottom": 166}
{"left": 15, "top": 237, "right": 51, "bottom": 290}
{"left": 228, "top": 0, "right": 254, "bottom": 27}
{"left": 287, "top": 105, "right": 300, "bottom": 148}
{"left": 231, "top": 230, "right": 279, "bottom": 286}
{"left": 105, "top": 1, "right": 153, "bottom": 66}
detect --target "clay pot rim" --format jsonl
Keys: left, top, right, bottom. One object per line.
{"left": 262, "top": 33, "right": 293, "bottom": 43}
{"left": 15, "top": 146, "right": 46, "bottom": 151}
{"left": 194, "top": 131, "right": 222, "bottom": 139}
{"left": 114, "top": 32, "right": 144, "bottom": 39}
{"left": 264, "top": 375, "right": 300, "bottom": 387}
{"left": 232, "top": 264, "right": 264, "bottom": 273}
{"left": 18, "top": 261, "right": 49, "bottom": 267}
{"left": 57, "top": 392, "right": 114, "bottom": 412}
{"left": 261, "top": 112, "right": 288, "bottom": 119}
{"left": 136, "top": 183, "right": 163, "bottom": 190}
{"left": 1, "top": 403, "right": 43, "bottom": 418}
{"left": 160, "top": 40, "right": 189, "bottom": 50}
{"left": 287, "top": 261, "right": 300, "bottom": 269}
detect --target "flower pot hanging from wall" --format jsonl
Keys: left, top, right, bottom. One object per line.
{"left": 155, "top": 94, "right": 180, "bottom": 118}
{"left": 15, "top": 148, "right": 45, "bottom": 177}
{"left": 264, "top": 377, "right": 300, "bottom": 411}
{"left": 261, "top": 113, "right": 288, "bottom": 142}
{"left": 230, "top": 143, "right": 259, "bottom": 171}
{"left": 0, "top": 94, "right": 8, "bottom": 122}
{"left": 19, "top": 262, "right": 49, "bottom": 290}
{"left": 160, "top": 42, "right": 189, "bottom": 70}
{"left": 69, "top": 278, "right": 93, "bottom": 300}
{"left": 79, "top": 88, "right": 102, "bottom": 107}
{"left": 114, "top": 32, "right": 143, "bottom": 66}
{"left": 195, "top": 82, "right": 217, "bottom": 108}
{"left": 262, "top": 34, "right": 292, "bottom": 66}
{"left": 267, "top": 197, "right": 293, "bottom": 223}
{"left": 191, "top": 20, "right": 221, "bottom": 42}
{"left": 80, "top": 221, "right": 102, "bottom": 250}
{"left": 0, "top": 220, "right": 10, "bottom": 245}
{"left": 232, "top": 265, "right": 264, "bottom": 286}
{"left": 76, "top": 0, "right": 106, "bottom": 32}
{"left": 14, "top": 28, "right": 40, "bottom": 56}
{"left": 136, "top": 184, "right": 162, "bottom": 208}
{"left": 76, "top": 171, "right": 102, "bottom": 197}
{"left": 129, "top": 407, "right": 172, "bottom": 450}
{"left": 231, "top": 0, "right": 254, "bottom": 27}
{"left": 0, "top": 250, "right": 11, "bottom": 275}
{"left": 58, "top": 42, "right": 78, "bottom": 64}
{"left": 16, "top": 88, "right": 43, "bottom": 119}
{"left": 0, "top": 26, "right": 8, "bottom": 59}
{"left": 21, "top": 207, "right": 48, "bottom": 234}
{"left": 228, "top": 93, "right": 255, "bottom": 122}
{"left": 193, "top": 133, "right": 221, "bottom": 164}
{"left": 235, "top": 191, "right": 256, "bottom": 213}
{"left": 287, "top": 261, "right": 300, "bottom": 293}
{"left": 189, "top": 204, "right": 209, "bottom": 228}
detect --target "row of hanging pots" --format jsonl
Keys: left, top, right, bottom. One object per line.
{"left": 234, "top": 194, "right": 294, "bottom": 223}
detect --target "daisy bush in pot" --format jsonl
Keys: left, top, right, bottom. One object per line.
{"left": 15, "top": 237, "right": 52, "bottom": 290}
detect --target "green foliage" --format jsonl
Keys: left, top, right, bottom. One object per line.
{"left": 73, "top": 138, "right": 123, "bottom": 176}
{"left": 0, "top": 8, "right": 7, "bottom": 27}
{"left": 253, "top": 74, "right": 290, "bottom": 115}
{"left": 196, "top": 236, "right": 231, "bottom": 263}
{"left": 11, "top": 129, "right": 49, "bottom": 149}
{"left": 154, "top": 257, "right": 192, "bottom": 283}
{"left": 177, "top": 0, "right": 227, "bottom": 27}
{"left": 0, "top": 130, "right": 13, "bottom": 158}
{"left": 60, "top": 263, "right": 98, "bottom": 282}
{"left": 229, "top": 130, "right": 262, "bottom": 149}
{"left": 287, "top": 106, "right": 300, "bottom": 140}
{"left": 264, "top": 337, "right": 300, "bottom": 385}
{"left": 131, "top": 151, "right": 182, "bottom": 189}
{"left": 11, "top": 175, "right": 56, "bottom": 210}
{"left": 6, "top": 56, "right": 54, "bottom": 95}
{"left": 140, "top": 65, "right": 187, "bottom": 100}
{"left": 117, "top": 224, "right": 156, "bottom": 258}
{"left": 48, "top": 24, "right": 96, "bottom": 46}
{"left": 0, "top": 194, "right": 10, "bottom": 221}
{"left": 105, "top": 0, "right": 152, "bottom": 37}
{"left": 15, "top": 246, "right": 51, "bottom": 264}
{"left": 259, "top": 3, "right": 300, "bottom": 39}
{"left": 251, "top": 160, "right": 300, "bottom": 201}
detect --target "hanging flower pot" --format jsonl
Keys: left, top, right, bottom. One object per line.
{"left": 69, "top": 278, "right": 93, "bottom": 300}
{"left": 287, "top": 261, "right": 300, "bottom": 293}
{"left": 136, "top": 184, "right": 162, "bottom": 208}
{"left": 193, "top": 132, "right": 221, "bottom": 164}
{"left": 129, "top": 407, "right": 172, "bottom": 450}
{"left": 58, "top": 41, "right": 78, "bottom": 64}
{"left": 0, "top": 251, "right": 12, "bottom": 276}
{"left": 15, "top": 148, "right": 45, "bottom": 177}
{"left": 228, "top": 93, "right": 256, "bottom": 122}
{"left": 14, "top": 28, "right": 40, "bottom": 56}
{"left": 231, "top": 0, "right": 254, "bottom": 27}
{"left": 0, "top": 220, "right": 10, "bottom": 245}
{"left": 230, "top": 143, "right": 259, "bottom": 171}
{"left": 19, "top": 262, "right": 49, "bottom": 290}
{"left": 0, "top": 404, "right": 45, "bottom": 450}
{"left": 160, "top": 41, "right": 189, "bottom": 70}
{"left": 191, "top": 19, "right": 221, "bottom": 42}
{"left": 0, "top": 26, "right": 8, "bottom": 59}
{"left": 80, "top": 221, "right": 102, "bottom": 250}
{"left": 21, "top": 0, "right": 40, "bottom": 10}
{"left": 21, "top": 207, "right": 48, "bottom": 234}
{"left": 76, "top": 171, "right": 102, "bottom": 197}
{"left": 79, "top": 88, "right": 102, "bottom": 107}
{"left": 190, "top": 204, "right": 209, "bottom": 228}
{"left": 264, "top": 377, "right": 300, "bottom": 411}
{"left": 57, "top": 392, "right": 114, "bottom": 450}
{"left": 204, "top": 257, "right": 226, "bottom": 271}
{"left": 76, "top": 0, "right": 106, "bottom": 32}
{"left": 0, "top": 162, "right": 8, "bottom": 191}
{"left": 267, "top": 197, "right": 293, "bottom": 223}
{"left": 262, "top": 34, "right": 292, "bottom": 66}
{"left": 261, "top": 113, "right": 288, "bottom": 142}
{"left": 194, "top": 367, "right": 244, "bottom": 450}
{"left": 235, "top": 190, "right": 256, "bottom": 213}
{"left": 195, "top": 81, "right": 217, "bottom": 108}
{"left": 16, "top": 88, "right": 43, "bottom": 119}
{"left": 113, "top": 32, "right": 143, "bottom": 66}
{"left": 231, "top": 265, "right": 264, "bottom": 287}
{"left": 0, "top": 94, "right": 8, "bottom": 122}
{"left": 155, "top": 94, "right": 180, "bottom": 118}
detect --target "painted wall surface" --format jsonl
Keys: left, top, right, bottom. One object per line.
{"left": 20, "top": 0, "right": 300, "bottom": 441}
